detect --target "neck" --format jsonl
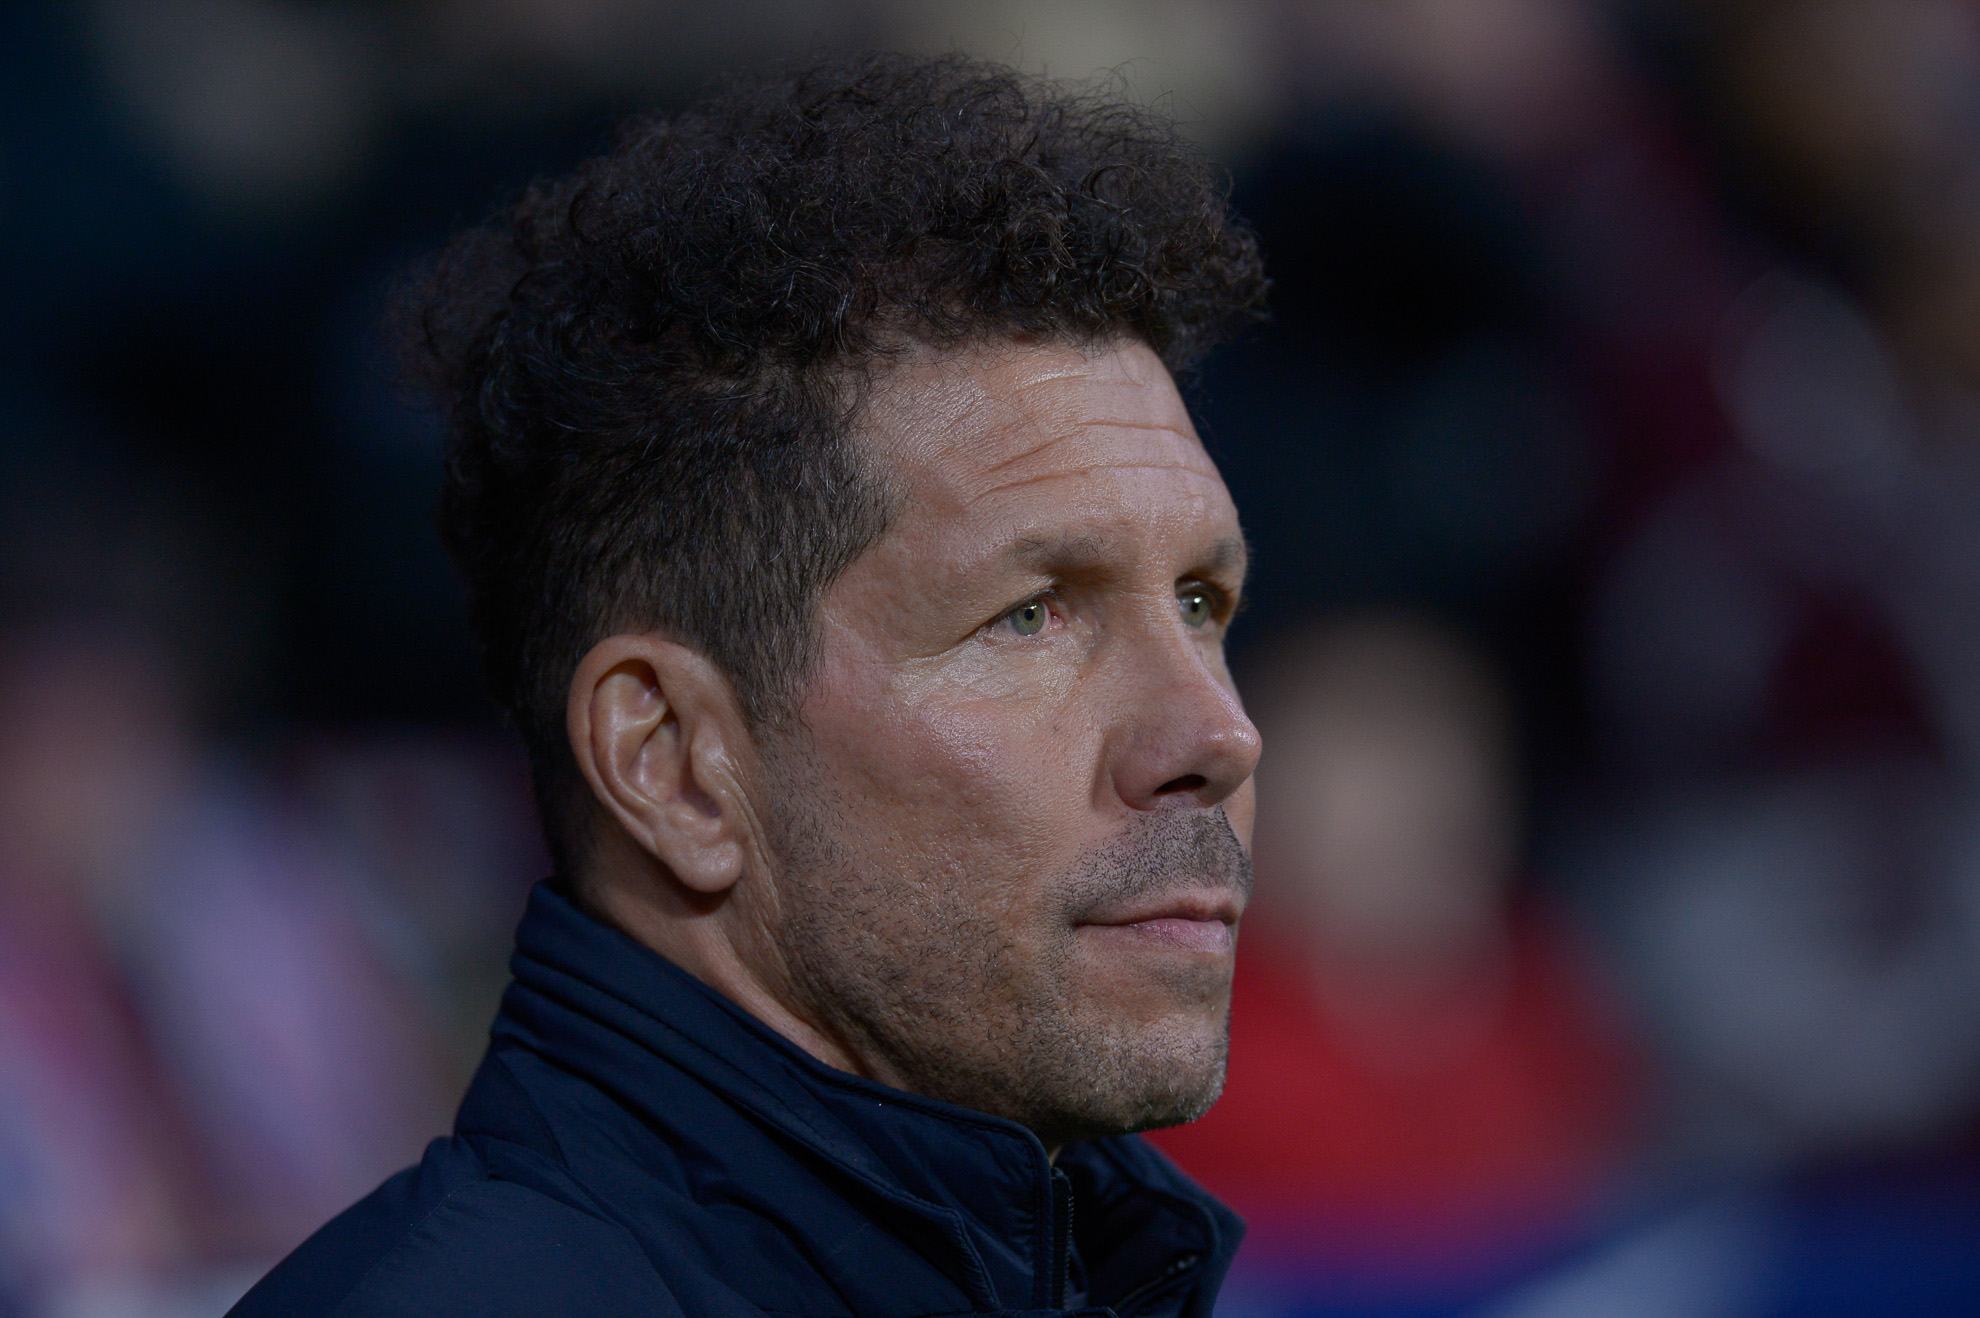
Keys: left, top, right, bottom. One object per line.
{"left": 581, "top": 848, "right": 867, "bottom": 1078}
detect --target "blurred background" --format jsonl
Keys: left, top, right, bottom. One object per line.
{"left": 2, "top": 1, "right": 1978, "bottom": 1314}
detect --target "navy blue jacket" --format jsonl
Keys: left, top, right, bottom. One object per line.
{"left": 230, "top": 883, "right": 1243, "bottom": 1317}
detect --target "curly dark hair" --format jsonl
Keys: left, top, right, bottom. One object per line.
{"left": 400, "top": 51, "right": 1267, "bottom": 873}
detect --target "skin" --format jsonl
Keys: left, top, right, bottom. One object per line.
{"left": 568, "top": 338, "right": 1260, "bottom": 1147}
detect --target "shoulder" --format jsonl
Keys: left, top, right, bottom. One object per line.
{"left": 327, "top": 1178, "right": 686, "bottom": 1318}
{"left": 229, "top": 1138, "right": 685, "bottom": 1318}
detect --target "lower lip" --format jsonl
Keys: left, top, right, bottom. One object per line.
{"left": 1084, "top": 917, "right": 1233, "bottom": 955}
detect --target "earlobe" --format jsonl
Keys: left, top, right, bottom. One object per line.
{"left": 567, "top": 635, "right": 754, "bottom": 896}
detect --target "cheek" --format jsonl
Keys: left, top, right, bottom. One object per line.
{"left": 804, "top": 665, "right": 1099, "bottom": 884}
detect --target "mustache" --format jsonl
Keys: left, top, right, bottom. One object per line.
{"left": 1063, "top": 807, "right": 1253, "bottom": 921}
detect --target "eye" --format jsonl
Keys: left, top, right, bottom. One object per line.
{"left": 1004, "top": 597, "right": 1051, "bottom": 637}
{"left": 1178, "top": 586, "right": 1216, "bottom": 629}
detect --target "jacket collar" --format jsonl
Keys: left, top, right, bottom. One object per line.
{"left": 480, "top": 882, "right": 1239, "bottom": 1315}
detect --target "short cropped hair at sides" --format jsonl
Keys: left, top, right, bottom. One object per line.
{"left": 399, "top": 51, "right": 1268, "bottom": 878}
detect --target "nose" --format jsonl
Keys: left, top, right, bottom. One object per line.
{"left": 1106, "top": 624, "right": 1261, "bottom": 813}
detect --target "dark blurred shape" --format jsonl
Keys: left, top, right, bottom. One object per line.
{"left": 1682, "top": 0, "right": 1980, "bottom": 388}
{"left": 1528, "top": 3, "right": 1980, "bottom": 1309}
{"left": 1576, "top": 0, "right": 1980, "bottom": 1185}
{"left": 1567, "top": 262, "right": 1980, "bottom": 1260}
{"left": 1150, "top": 615, "right": 1642, "bottom": 1313}
{"left": 1202, "top": 121, "right": 1594, "bottom": 633}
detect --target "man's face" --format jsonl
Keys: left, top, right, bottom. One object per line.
{"left": 759, "top": 338, "right": 1259, "bottom": 1145}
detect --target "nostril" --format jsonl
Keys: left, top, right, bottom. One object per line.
{"left": 1155, "top": 773, "right": 1207, "bottom": 796}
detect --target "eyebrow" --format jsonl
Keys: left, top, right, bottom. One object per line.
{"left": 1198, "top": 536, "right": 1249, "bottom": 581}
{"left": 1007, "top": 532, "right": 1250, "bottom": 584}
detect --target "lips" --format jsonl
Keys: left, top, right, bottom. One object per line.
{"left": 1076, "top": 890, "right": 1242, "bottom": 955}
{"left": 1080, "top": 889, "right": 1243, "bottom": 929}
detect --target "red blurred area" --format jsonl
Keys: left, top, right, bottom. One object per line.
{"left": 1153, "top": 909, "right": 1638, "bottom": 1290}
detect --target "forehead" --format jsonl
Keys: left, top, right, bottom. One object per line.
{"left": 856, "top": 338, "right": 1233, "bottom": 538}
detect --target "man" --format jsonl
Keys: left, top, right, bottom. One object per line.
{"left": 233, "top": 51, "right": 1267, "bottom": 1318}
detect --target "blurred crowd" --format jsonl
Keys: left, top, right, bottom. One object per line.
{"left": 4, "top": 1, "right": 1979, "bottom": 1314}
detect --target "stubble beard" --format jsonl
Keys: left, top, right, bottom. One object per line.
{"left": 761, "top": 744, "right": 1253, "bottom": 1147}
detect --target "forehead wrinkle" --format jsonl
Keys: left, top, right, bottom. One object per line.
{"left": 1069, "top": 417, "right": 1188, "bottom": 434}
{"left": 974, "top": 429, "right": 1077, "bottom": 478}
{"left": 972, "top": 462, "right": 1228, "bottom": 501}
{"left": 963, "top": 422, "right": 1216, "bottom": 496}
{"left": 969, "top": 365, "right": 1198, "bottom": 468}
{"left": 863, "top": 338, "right": 1208, "bottom": 489}
{"left": 862, "top": 339, "right": 1237, "bottom": 567}
{"left": 967, "top": 408, "right": 1198, "bottom": 475}
{"left": 1004, "top": 358, "right": 1114, "bottom": 394}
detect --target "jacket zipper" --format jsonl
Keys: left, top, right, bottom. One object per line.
{"left": 1049, "top": 1168, "right": 1074, "bottom": 1308}
{"left": 1109, "top": 1250, "right": 1201, "bottom": 1317}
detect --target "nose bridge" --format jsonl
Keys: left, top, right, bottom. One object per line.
{"left": 1104, "top": 601, "right": 1261, "bottom": 810}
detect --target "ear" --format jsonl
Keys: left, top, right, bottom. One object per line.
{"left": 566, "top": 634, "right": 759, "bottom": 895}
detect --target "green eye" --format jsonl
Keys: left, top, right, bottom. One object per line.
{"left": 1179, "top": 588, "right": 1214, "bottom": 628}
{"left": 1006, "top": 598, "right": 1050, "bottom": 636}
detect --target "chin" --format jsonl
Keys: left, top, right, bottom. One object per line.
{"left": 1022, "top": 1008, "right": 1231, "bottom": 1146}
{"left": 1118, "top": 1013, "right": 1232, "bottom": 1130}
